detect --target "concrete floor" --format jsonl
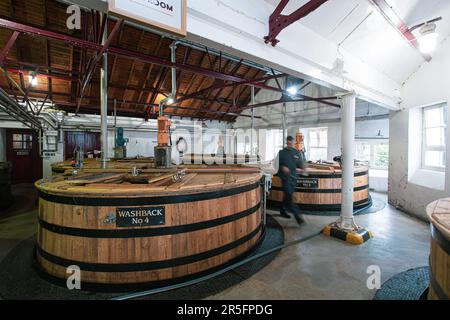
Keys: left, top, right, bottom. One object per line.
{"left": 208, "top": 193, "right": 430, "bottom": 300}
{"left": 0, "top": 186, "right": 430, "bottom": 300}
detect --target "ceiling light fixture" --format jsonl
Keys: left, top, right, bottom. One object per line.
{"left": 28, "top": 73, "right": 38, "bottom": 86}
{"left": 418, "top": 23, "right": 439, "bottom": 54}
{"left": 287, "top": 86, "right": 298, "bottom": 96}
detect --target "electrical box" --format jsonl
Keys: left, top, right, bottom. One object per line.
{"left": 155, "top": 146, "right": 172, "bottom": 168}
{"left": 43, "top": 130, "right": 58, "bottom": 152}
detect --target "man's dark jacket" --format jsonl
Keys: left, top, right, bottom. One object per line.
{"left": 277, "top": 147, "right": 307, "bottom": 191}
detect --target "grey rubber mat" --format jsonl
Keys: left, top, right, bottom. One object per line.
{"left": 373, "top": 267, "right": 430, "bottom": 300}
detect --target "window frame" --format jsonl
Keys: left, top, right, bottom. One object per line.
{"left": 355, "top": 139, "right": 389, "bottom": 171}
{"left": 421, "top": 103, "right": 447, "bottom": 172}
{"left": 306, "top": 127, "right": 328, "bottom": 161}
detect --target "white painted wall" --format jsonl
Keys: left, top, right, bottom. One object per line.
{"left": 186, "top": 0, "right": 401, "bottom": 109}
{"left": 389, "top": 36, "right": 450, "bottom": 220}
{"left": 0, "top": 112, "right": 232, "bottom": 178}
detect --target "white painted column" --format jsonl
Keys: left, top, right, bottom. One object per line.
{"left": 250, "top": 86, "right": 255, "bottom": 156}
{"left": 282, "top": 103, "right": 287, "bottom": 144}
{"left": 340, "top": 93, "right": 356, "bottom": 230}
{"left": 100, "top": 14, "right": 109, "bottom": 169}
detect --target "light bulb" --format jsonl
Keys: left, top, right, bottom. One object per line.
{"left": 287, "top": 86, "right": 298, "bottom": 96}
{"left": 418, "top": 23, "right": 439, "bottom": 54}
{"left": 419, "top": 32, "right": 438, "bottom": 54}
{"left": 167, "top": 98, "right": 174, "bottom": 104}
{"left": 28, "top": 74, "right": 38, "bottom": 86}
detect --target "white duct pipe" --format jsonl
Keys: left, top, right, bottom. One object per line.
{"left": 100, "top": 14, "right": 109, "bottom": 169}
{"left": 251, "top": 86, "right": 255, "bottom": 155}
{"left": 339, "top": 93, "right": 356, "bottom": 230}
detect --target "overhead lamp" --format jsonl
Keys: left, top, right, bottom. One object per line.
{"left": 418, "top": 23, "right": 439, "bottom": 54}
{"left": 28, "top": 73, "right": 38, "bottom": 86}
{"left": 167, "top": 97, "right": 175, "bottom": 104}
{"left": 287, "top": 86, "right": 298, "bottom": 96}
{"left": 285, "top": 76, "right": 304, "bottom": 97}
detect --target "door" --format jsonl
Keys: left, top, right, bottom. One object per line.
{"left": 6, "top": 129, "right": 42, "bottom": 184}
{"left": 64, "top": 131, "right": 101, "bottom": 160}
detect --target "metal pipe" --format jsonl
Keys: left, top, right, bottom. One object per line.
{"left": 339, "top": 93, "right": 356, "bottom": 230}
{"left": 100, "top": 13, "right": 108, "bottom": 169}
{"left": 159, "top": 41, "right": 178, "bottom": 116}
{"left": 114, "top": 98, "right": 117, "bottom": 144}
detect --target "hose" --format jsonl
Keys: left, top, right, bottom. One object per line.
{"left": 111, "top": 201, "right": 373, "bottom": 300}
{"left": 111, "top": 228, "right": 322, "bottom": 300}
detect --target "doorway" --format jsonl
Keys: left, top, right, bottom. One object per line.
{"left": 6, "top": 129, "right": 42, "bottom": 184}
{"left": 64, "top": 131, "right": 101, "bottom": 160}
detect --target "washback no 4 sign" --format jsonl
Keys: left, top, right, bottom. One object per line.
{"left": 108, "top": 0, "right": 187, "bottom": 36}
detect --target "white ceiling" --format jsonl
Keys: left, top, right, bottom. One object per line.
{"left": 265, "top": 0, "right": 450, "bottom": 84}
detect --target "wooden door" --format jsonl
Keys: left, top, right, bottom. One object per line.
{"left": 6, "top": 129, "right": 42, "bottom": 184}
{"left": 64, "top": 131, "right": 101, "bottom": 160}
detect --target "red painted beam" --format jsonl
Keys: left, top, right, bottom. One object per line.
{"left": 0, "top": 31, "right": 20, "bottom": 65}
{"left": 175, "top": 73, "right": 288, "bottom": 105}
{"left": 6, "top": 68, "right": 75, "bottom": 82}
{"left": 264, "top": 0, "right": 329, "bottom": 46}
{"left": 370, "top": 0, "right": 431, "bottom": 62}
{"left": 238, "top": 95, "right": 340, "bottom": 110}
{"left": 80, "top": 19, "right": 123, "bottom": 92}
{"left": 0, "top": 18, "right": 283, "bottom": 93}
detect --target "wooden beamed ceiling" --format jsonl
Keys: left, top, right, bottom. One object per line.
{"left": 0, "top": 0, "right": 269, "bottom": 122}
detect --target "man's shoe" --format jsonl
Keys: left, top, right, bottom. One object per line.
{"left": 279, "top": 211, "right": 291, "bottom": 219}
{"left": 294, "top": 214, "right": 305, "bottom": 225}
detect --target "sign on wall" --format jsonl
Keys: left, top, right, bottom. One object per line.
{"left": 108, "top": 0, "right": 187, "bottom": 36}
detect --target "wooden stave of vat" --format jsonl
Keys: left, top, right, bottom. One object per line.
{"left": 427, "top": 198, "right": 450, "bottom": 300}
{"left": 34, "top": 168, "right": 264, "bottom": 291}
{"left": 267, "top": 165, "right": 371, "bottom": 211}
{"left": 0, "top": 162, "right": 13, "bottom": 211}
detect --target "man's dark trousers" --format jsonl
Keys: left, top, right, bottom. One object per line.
{"left": 281, "top": 176, "right": 300, "bottom": 215}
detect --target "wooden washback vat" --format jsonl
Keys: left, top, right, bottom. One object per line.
{"left": 35, "top": 165, "right": 264, "bottom": 291}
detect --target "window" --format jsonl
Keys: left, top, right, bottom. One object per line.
{"left": 265, "top": 129, "right": 283, "bottom": 161}
{"left": 355, "top": 140, "right": 389, "bottom": 170}
{"left": 307, "top": 128, "right": 328, "bottom": 161}
{"left": 422, "top": 104, "right": 447, "bottom": 171}
{"left": 12, "top": 133, "right": 33, "bottom": 150}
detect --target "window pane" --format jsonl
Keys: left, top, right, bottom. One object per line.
{"left": 374, "top": 144, "right": 389, "bottom": 169}
{"left": 424, "top": 151, "right": 446, "bottom": 168}
{"left": 310, "top": 148, "right": 327, "bottom": 161}
{"left": 13, "top": 134, "right": 22, "bottom": 141}
{"left": 425, "top": 127, "right": 445, "bottom": 147}
{"left": 13, "top": 142, "right": 23, "bottom": 150}
{"left": 356, "top": 143, "right": 371, "bottom": 162}
{"left": 425, "top": 107, "right": 444, "bottom": 127}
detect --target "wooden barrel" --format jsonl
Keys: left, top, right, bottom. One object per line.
{"left": 427, "top": 198, "right": 450, "bottom": 300}
{"left": 35, "top": 168, "right": 263, "bottom": 291}
{"left": 0, "top": 162, "right": 13, "bottom": 211}
{"left": 268, "top": 164, "right": 370, "bottom": 211}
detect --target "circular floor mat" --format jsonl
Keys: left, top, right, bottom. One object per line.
{"left": 373, "top": 267, "right": 430, "bottom": 300}
{"left": 269, "top": 196, "right": 386, "bottom": 217}
{"left": 0, "top": 215, "right": 284, "bottom": 300}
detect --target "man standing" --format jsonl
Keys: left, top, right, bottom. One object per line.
{"left": 277, "top": 136, "right": 307, "bottom": 225}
